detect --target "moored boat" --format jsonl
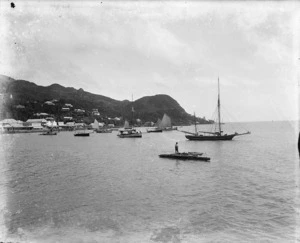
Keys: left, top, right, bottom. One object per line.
{"left": 39, "top": 119, "right": 58, "bottom": 135}
{"left": 183, "top": 78, "right": 250, "bottom": 141}
{"left": 147, "top": 127, "right": 163, "bottom": 133}
{"left": 158, "top": 114, "right": 177, "bottom": 131}
{"left": 92, "top": 119, "right": 113, "bottom": 133}
{"left": 117, "top": 128, "right": 142, "bottom": 138}
{"left": 159, "top": 152, "right": 210, "bottom": 162}
{"left": 40, "top": 130, "right": 57, "bottom": 135}
{"left": 74, "top": 124, "right": 90, "bottom": 136}
{"left": 74, "top": 131, "right": 90, "bottom": 137}
{"left": 96, "top": 128, "right": 112, "bottom": 133}
{"left": 117, "top": 98, "right": 142, "bottom": 138}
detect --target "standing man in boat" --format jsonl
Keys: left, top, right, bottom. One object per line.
{"left": 175, "top": 142, "right": 179, "bottom": 153}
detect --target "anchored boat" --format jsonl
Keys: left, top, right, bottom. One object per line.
{"left": 117, "top": 96, "right": 142, "bottom": 138}
{"left": 92, "top": 119, "right": 113, "bottom": 133}
{"left": 74, "top": 131, "right": 90, "bottom": 137}
{"left": 147, "top": 127, "right": 163, "bottom": 133}
{"left": 184, "top": 78, "right": 250, "bottom": 141}
{"left": 74, "top": 125, "right": 90, "bottom": 137}
{"left": 40, "top": 119, "right": 58, "bottom": 135}
{"left": 117, "top": 120, "right": 142, "bottom": 138}
{"left": 147, "top": 119, "right": 163, "bottom": 133}
{"left": 40, "top": 130, "right": 57, "bottom": 135}
{"left": 158, "top": 114, "right": 177, "bottom": 131}
{"left": 96, "top": 129, "right": 112, "bottom": 133}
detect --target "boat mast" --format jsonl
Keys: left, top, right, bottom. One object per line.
{"left": 131, "top": 94, "right": 134, "bottom": 127}
{"left": 194, "top": 112, "right": 197, "bottom": 134}
{"left": 217, "top": 77, "right": 222, "bottom": 134}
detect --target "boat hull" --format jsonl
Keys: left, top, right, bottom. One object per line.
{"left": 159, "top": 152, "right": 210, "bottom": 161}
{"left": 185, "top": 134, "right": 235, "bottom": 141}
{"left": 39, "top": 132, "right": 57, "bottom": 135}
{"left": 74, "top": 133, "right": 90, "bottom": 137}
{"left": 147, "top": 129, "right": 163, "bottom": 133}
{"left": 96, "top": 130, "right": 112, "bottom": 133}
{"left": 117, "top": 134, "right": 142, "bottom": 138}
{"left": 162, "top": 127, "right": 177, "bottom": 131}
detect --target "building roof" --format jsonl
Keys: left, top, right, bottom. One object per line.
{"left": 26, "top": 119, "right": 47, "bottom": 123}
{"left": 34, "top": 113, "right": 49, "bottom": 117}
{"left": 44, "top": 101, "right": 55, "bottom": 105}
{"left": 6, "top": 124, "right": 33, "bottom": 128}
{"left": 0, "top": 118, "right": 17, "bottom": 123}
{"left": 75, "top": 109, "right": 85, "bottom": 112}
{"left": 0, "top": 119, "right": 23, "bottom": 125}
{"left": 65, "top": 122, "right": 75, "bottom": 126}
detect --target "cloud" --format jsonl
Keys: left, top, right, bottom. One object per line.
{"left": 0, "top": 1, "right": 298, "bottom": 121}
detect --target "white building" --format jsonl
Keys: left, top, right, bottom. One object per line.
{"left": 44, "top": 101, "right": 55, "bottom": 106}
{"left": 26, "top": 119, "right": 47, "bottom": 129}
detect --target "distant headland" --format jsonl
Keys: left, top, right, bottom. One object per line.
{"left": 0, "top": 74, "right": 213, "bottom": 126}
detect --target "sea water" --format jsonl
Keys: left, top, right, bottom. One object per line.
{"left": 0, "top": 121, "right": 299, "bottom": 243}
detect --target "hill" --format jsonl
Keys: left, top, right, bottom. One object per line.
{"left": 0, "top": 75, "right": 211, "bottom": 125}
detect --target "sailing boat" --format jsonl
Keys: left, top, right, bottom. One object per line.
{"left": 185, "top": 78, "right": 250, "bottom": 141}
{"left": 147, "top": 118, "right": 163, "bottom": 133}
{"left": 158, "top": 114, "right": 177, "bottom": 131}
{"left": 93, "top": 119, "right": 100, "bottom": 131}
{"left": 94, "top": 119, "right": 112, "bottom": 133}
{"left": 117, "top": 97, "right": 142, "bottom": 138}
{"left": 74, "top": 124, "right": 90, "bottom": 136}
{"left": 40, "top": 119, "right": 58, "bottom": 135}
{"left": 118, "top": 120, "right": 142, "bottom": 138}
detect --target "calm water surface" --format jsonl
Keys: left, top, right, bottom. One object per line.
{"left": 0, "top": 121, "right": 299, "bottom": 242}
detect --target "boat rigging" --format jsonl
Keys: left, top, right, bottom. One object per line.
{"left": 184, "top": 77, "right": 251, "bottom": 141}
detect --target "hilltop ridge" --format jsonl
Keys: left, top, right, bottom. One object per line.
{"left": 0, "top": 75, "right": 211, "bottom": 125}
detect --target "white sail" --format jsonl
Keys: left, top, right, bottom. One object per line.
{"left": 124, "top": 120, "right": 130, "bottom": 129}
{"left": 46, "top": 120, "right": 58, "bottom": 128}
{"left": 155, "top": 118, "right": 162, "bottom": 127}
{"left": 158, "top": 114, "right": 171, "bottom": 129}
{"left": 92, "top": 119, "right": 99, "bottom": 130}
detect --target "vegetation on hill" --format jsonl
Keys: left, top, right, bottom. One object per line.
{"left": 0, "top": 75, "right": 212, "bottom": 125}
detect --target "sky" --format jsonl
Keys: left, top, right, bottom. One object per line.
{"left": 0, "top": 1, "right": 299, "bottom": 122}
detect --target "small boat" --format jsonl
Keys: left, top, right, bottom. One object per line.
{"left": 117, "top": 126, "right": 142, "bottom": 138}
{"left": 74, "top": 131, "right": 90, "bottom": 137}
{"left": 40, "top": 119, "right": 58, "bottom": 135}
{"left": 96, "top": 128, "right": 113, "bottom": 133}
{"left": 92, "top": 119, "right": 113, "bottom": 133}
{"left": 147, "top": 127, "right": 163, "bottom": 133}
{"left": 40, "top": 130, "right": 57, "bottom": 135}
{"left": 158, "top": 114, "right": 177, "bottom": 131}
{"left": 147, "top": 118, "right": 163, "bottom": 133}
{"left": 183, "top": 78, "right": 250, "bottom": 141}
{"left": 159, "top": 152, "right": 210, "bottom": 162}
{"left": 117, "top": 99, "right": 142, "bottom": 138}
{"left": 74, "top": 125, "right": 90, "bottom": 137}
